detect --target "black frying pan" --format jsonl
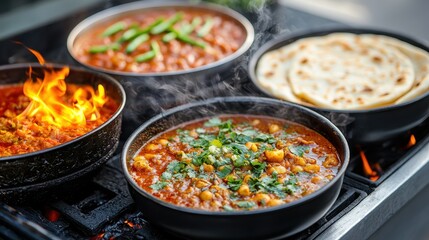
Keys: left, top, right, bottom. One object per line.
{"left": 0, "top": 63, "right": 125, "bottom": 201}
{"left": 121, "top": 96, "right": 349, "bottom": 240}
{"left": 248, "top": 28, "right": 429, "bottom": 145}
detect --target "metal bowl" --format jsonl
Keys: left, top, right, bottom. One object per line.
{"left": 121, "top": 96, "right": 349, "bottom": 240}
{"left": 67, "top": 1, "right": 254, "bottom": 78}
{"left": 0, "top": 63, "right": 126, "bottom": 196}
{"left": 248, "top": 28, "right": 429, "bottom": 145}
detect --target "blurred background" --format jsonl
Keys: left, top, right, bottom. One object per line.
{"left": 0, "top": 0, "right": 428, "bottom": 239}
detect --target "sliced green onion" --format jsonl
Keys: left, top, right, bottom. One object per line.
{"left": 88, "top": 43, "right": 120, "bottom": 53}
{"left": 88, "top": 45, "right": 109, "bottom": 53}
{"left": 140, "top": 17, "right": 164, "bottom": 33}
{"left": 177, "top": 34, "right": 206, "bottom": 48}
{"left": 150, "top": 12, "right": 183, "bottom": 34}
{"left": 101, "top": 21, "right": 126, "bottom": 37}
{"left": 118, "top": 27, "right": 139, "bottom": 43}
{"left": 151, "top": 41, "right": 161, "bottom": 55}
{"left": 135, "top": 50, "right": 156, "bottom": 62}
{"left": 197, "top": 18, "right": 214, "bottom": 37}
{"left": 110, "top": 42, "right": 121, "bottom": 51}
{"left": 162, "top": 32, "right": 177, "bottom": 42}
{"left": 126, "top": 34, "right": 149, "bottom": 53}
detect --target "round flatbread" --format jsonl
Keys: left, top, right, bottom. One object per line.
{"left": 359, "top": 34, "right": 429, "bottom": 104}
{"left": 288, "top": 33, "right": 415, "bottom": 109}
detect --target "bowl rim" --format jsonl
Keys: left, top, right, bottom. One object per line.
{"left": 248, "top": 27, "right": 429, "bottom": 114}
{"left": 67, "top": 1, "right": 255, "bottom": 77}
{"left": 0, "top": 63, "right": 126, "bottom": 162}
{"left": 121, "top": 96, "right": 350, "bottom": 216}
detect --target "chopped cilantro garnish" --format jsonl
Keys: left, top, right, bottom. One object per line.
{"left": 204, "top": 117, "right": 222, "bottom": 127}
{"left": 227, "top": 176, "right": 242, "bottom": 191}
{"left": 236, "top": 201, "right": 256, "bottom": 209}
{"left": 223, "top": 205, "right": 234, "bottom": 211}
{"left": 216, "top": 165, "right": 232, "bottom": 178}
{"left": 150, "top": 181, "right": 168, "bottom": 191}
{"left": 289, "top": 145, "right": 310, "bottom": 157}
{"left": 250, "top": 160, "right": 266, "bottom": 176}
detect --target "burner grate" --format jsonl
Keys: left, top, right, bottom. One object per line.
{"left": 49, "top": 167, "right": 133, "bottom": 235}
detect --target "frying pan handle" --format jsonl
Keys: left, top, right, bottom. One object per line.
{"left": 0, "top": 203, "right": 61, "bottom": 240}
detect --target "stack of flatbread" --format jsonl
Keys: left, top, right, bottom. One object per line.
{"left": 255, "top": 33, "right": 429, "bottom": 110}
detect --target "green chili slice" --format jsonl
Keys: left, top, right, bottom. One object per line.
{"left": 135, "top": 50, "right": 156, "bottom": 62}
{"left": 197, "top": 18, "right": 214, "bottom": 37}
{"left": 126, "top": 34, "right": 149, "bottom": 53}
{"left": 150, "top": 12, "right": 183, "bottom": 34}
{"left": 101, "top": 21, "right": 126, "bottom": 37}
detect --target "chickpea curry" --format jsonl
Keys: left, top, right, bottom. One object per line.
{"left": 129, "top": 115, "right": 341, "bottom": 211}
{"left": 73, "top": 8, "right": 247, "bottom": 73}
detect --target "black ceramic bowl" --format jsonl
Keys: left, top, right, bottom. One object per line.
{"left": 248, "top": 28, "right": 429, "bottom": 145}
{"left": 0, "top": 63, "right": 125, "bottom": 199}
{"left": 121, "top": 96, "right": 349, "bottom": 240}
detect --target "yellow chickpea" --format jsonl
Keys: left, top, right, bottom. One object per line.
{"left": 253, "top": 193, "right": 271, "bottom": 204}
{"left": 323, "top": 154, "right": 340, "bottom": 168}
{"left": 203, "top": 163, "right": 215, "bottom": 172}
{"left": 295, "top": 157, "right": 307, "bottom": 166}
{"left": 245, "top": 142, "right": 258, "bottom": 152}
{"left": 268, "top": 124, "right": 280, "bottom": 133}
{"left": 272, "top": 165, "right": 287, "bottom": 174}
{"left": 304, "top": 164, "right": 321, "bottom": 173}
{"left": 311, "top": 176, "right": 322, "bottom": 184}
{"left": 264, "top": 149, "right": 284, "bottom": 162}
{"left": 158, "top": 139, "right": 169, "bottom": 146}
{"left": 132, "top": 156, "right": 152, "bottom": 171}
{"left": 267, "top": 199, "right": 283, "bottom": 207}
{"left": 144, "top": 153, "right": 156, "bottom": 160}
{"left": 146, "top": 143, "right": 160, "bottom": 151}
{"left": 252, "top": 119, "right": 260, "bottom": 125}
{"left": 238, "top": 184, "right": 251, "bottom": 196}
{"left": 243, "top": 174, "right": 252, "bottom": 184}
{"left": 200, "top": 190, "right": 213, "bottom": 201}
{"left": 189, "top": 130, "right": 198, "bottom": 138}
{"left": 195, "top": 179, "right": 210, "bottom": 188}
{"left": 326, "top": 175, "right": 334, "bottom": 180}
{"left": 291, "top": 165, "right": 303, "bottom": 173}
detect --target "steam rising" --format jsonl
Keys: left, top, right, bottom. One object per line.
{"left": 121, "top": 2, "right": 277, "bottom": 137}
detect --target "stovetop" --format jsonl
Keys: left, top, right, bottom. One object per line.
{"left": 1, "top": 1, "right": 429, "bottom": 240}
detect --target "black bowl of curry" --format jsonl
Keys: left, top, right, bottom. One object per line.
{"left": 122, "top": 96, "right": 349, "bottom": 239}
{"left": 67, "top": 1, "right": 254, "bottom": 77}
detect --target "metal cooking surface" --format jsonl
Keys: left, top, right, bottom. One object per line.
{"left": 0, "top": 1, "right": 428, "bottom": 240}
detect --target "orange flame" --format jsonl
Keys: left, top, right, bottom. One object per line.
{"left": 359, "top": 150, "right": 380, "bottom": 181}
{"left": 405, "top": 134, "right": 416, "bottom": 149}
{"left": 124, "top": 220, "right": 134, "bottom": 228}
{"left": 91, "top": 232, "right": 105, "bottom": 240}
{"left": 16, "top": 47, "right": 107, "bottom": 127}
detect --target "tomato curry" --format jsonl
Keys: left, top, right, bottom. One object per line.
{"left": 73, "top": 8, "right": 247, "bottom": 73}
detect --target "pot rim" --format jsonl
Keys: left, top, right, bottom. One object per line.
{"left": 248, "top": 27, "right": 429, "bottom": 114}
{"left": 67, "top": 1, "right": 255, "bottom": 77}
{"left": 121, "top": 96, "right": 350, "bottom": 216}
{"left": 0, "top": 63, "right": 126, "bottom": 162}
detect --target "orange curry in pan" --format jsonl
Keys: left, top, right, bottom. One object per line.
{"left": 73, "top": 8, "right": 247, "bottom": 73}
{"left": 129, "top": 115, "right": 341, "bottom": 211}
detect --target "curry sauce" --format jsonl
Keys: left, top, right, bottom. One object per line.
{"left": 129, "top": 115, "right": 341, "bottom": 211}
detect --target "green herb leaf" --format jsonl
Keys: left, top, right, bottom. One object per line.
{"left": 227, "top": 176, "right": 242, "bottom": 191}
{"left": 204, "top": 117, "right": 222, "bottom": 127}
{"left": 197, "top": 18, "right": 214, "bottom": 37}
{"left": 223, "top": 205, "right": 234, "bottom": 211}
{"left": 150, "top": 181, "right": 168, "bottom": 191}
{"left": 236, "top": 201, "right": 256, "bottom": 209}
{"left": 289, "top": 145, "right": 310, "bottom": 157}
{"left": 216, "top": 165, "right": 232, "bottom": 178}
